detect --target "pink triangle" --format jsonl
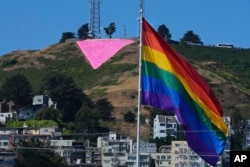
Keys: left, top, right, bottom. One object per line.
{"left": 76, "top": 39, "right": 135, "bottom": 69}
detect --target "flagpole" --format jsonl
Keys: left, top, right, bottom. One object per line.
{"left": 136, "top": 0, "right": 143, "bottom": 167}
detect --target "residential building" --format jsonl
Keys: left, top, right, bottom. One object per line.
{"left": 18, "top": 108, "right": 38, "bottom": 120}
{"left": 50, "top": 138, "right": 75, "bottom": 164}
{"left": 32, "top": 95, "right": 55, "bottom": 108}
{"left": 0, "top": 101, "right": 14, "bottom": 113}
{"left": 40, "top": 126, "right": 62, "bottom": 137}
{"left": 97, "top": 132, "right": 157, "bottom": 167}
{"left": 153, "top": 115, "right": 178, "bottom": 139}
{"left": 132, "top": 141, "right": 157, "bottom": 153}
{"left": 171, "top": 140, "right": 206, "bottom": 167}
{"left": 151, "top": 153, "right": 171, "bottom": 167}
{"left": 83, "top": 145, "right": 102, "bottom": 167}
{"left": 0, "top": 125, "right": 63, "bottom": 150}
{"left": 125, "top": 153, "right": 151, "bottom": 167}
{"left": 221, "top": 117, "right": 231, "bottom": 167}
{"left": 0, "top": 151, "right": 16, "bottom": 167}
{"left": 97, "top": 132, "right": 132, "bottom": 167}
{"left": 240, "top": 119, "right": 250, "bottom": 149}
{"left": 92, "top": 147, "right": 102, "bottom": 167}
{"left": 0, "top": 135, "right": 9, "bottom": 149}
{"left": 0, "top": 112, "right": 13, "bottom": 124}
{"left": 151, "top": 145, "right": 172, "bottom": 167}
{"left": 69, "top": 142, "right": 86, "bottom": 166}
{"left": 123, "top": 141, "right": 157, "bottom": 167}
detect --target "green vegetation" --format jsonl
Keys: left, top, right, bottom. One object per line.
{"left": 172, "top": 44, "right": 250, "bottom": 90}
{"left": 157, "top": 24, "right": 171, "bottom": 40}
{"left": 16, "top": 138, "right": 67, "bottom": 167}
{"left": 6, "top": 120, "right": 58, "bottom": 127}
{"left": 104, "top": 22, "right": 116, "bottom": 39}
{"left": 124, "top": 110, "right": 136, "bottom": 123}
{"left": 0, "top": 74, "right": 32, "bottom": 105}
{"left": 0, "top": 39, "right": 249, "bottom": 162}
{"left": 88, "top": 88, "right": 107, "bottom": 98}
{"left": 0, "top": 42, "right": 137, "bottom": 93}
{"left": 1, "top": 41, "right": 249, "bottom": 95}
{"left": 1, "top": 58, "right": 18, "bottom": 67}
{"left": 59, "top": 32, "right": 75, "bottom": 43}
{"left": 1, "top": 39, "right": 250, "bottom": 141}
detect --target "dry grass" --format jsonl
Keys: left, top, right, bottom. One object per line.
{"left": 2, "top": 41, "right": 250, "bottom": 140}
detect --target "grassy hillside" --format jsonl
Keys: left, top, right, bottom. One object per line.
{"left": 1, "top": 40, "right": 250, "bottom": 139}
{"left": 0, "top": 41, "right": 138, "bottom": 92}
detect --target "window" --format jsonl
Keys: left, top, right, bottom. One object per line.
{"left": 127, "top": 163, "right": 133, "bottom": 167}
{"left": 161, "top": 155, "right": 166, "bottom": 160}
{"left": 128, "top": 156, "right": 136, "bottom": 160}
{"left": 160, "top": 130, "right": 165, "bottom": 133}
{"left": 63, "top": 151, "right": 69, "bottom": 156}
{"left": 167, "top": 123, "right": 173, "bottom": 128}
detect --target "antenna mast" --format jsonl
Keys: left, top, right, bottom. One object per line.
{"left": 89, "top": 0, "right": 101, "bottom": 38}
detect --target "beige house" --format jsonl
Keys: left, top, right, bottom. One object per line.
{"left": 171, "top": 141, "right": 206, "bottom": 167}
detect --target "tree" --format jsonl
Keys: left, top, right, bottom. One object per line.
{"left": 231, "top": 110, "right": 243, "bottom": 150}
{"left": 180, "top": 30, "right": 202, "bottom": 44}
{"left": 147, "top": 107, "right": 174, "bottom": 127}
{"left": 16, "top": 138, "right": 67, "bottom": 167}
{"left": 95, "top": 98, "right": 114, "bottom": 120}
{"left": 232, "top": 110, "right": 243, "bottom": 130}
{"left": 124, "top": 111, "right": 136, "bottom": 123}
{"left": 34, "top": 108, "right": 62, "bottom": 123}
{"left": 148, "top": 135, "right": 175, "bottom": 151}
{"left": 59, "top": 32, "right": 75, "bottom": 43}
{"left": 150, "top": 159, "right": 156, "bottom": 167}
{"left": 41, "top": 73, "right": 90, "bottom": 122}
{"left": 104, "top": 22, "right": 116, "bottom": 38}
{"left": 77, "top": 23, "right": 89, "bottom": 39}
{"left": 72, "top": 105, "right": 109, "bottom": 142}
{"left": 0, "top": 74, "right": 33, "bottom": 119}
{"left": 73, "top": 105, "right": 108, "bottom": 134}
{"left": 157, "top": 24, "right": 171, "bottom": 40}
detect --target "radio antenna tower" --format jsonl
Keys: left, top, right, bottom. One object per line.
{"left": 89, "top": 0, "right": 101, "bottom": 39}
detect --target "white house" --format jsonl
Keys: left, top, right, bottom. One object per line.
{"left": 153, "top": 115, "right": 178, "bottom": 139}
{"left": 32, "top": 95, "right": 56, "bottom": 108}
{"left": 0, "top": 112, "right": 13, "bottom": 124}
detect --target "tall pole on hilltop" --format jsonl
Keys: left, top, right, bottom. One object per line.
{"left": 89, "top": 0, "right": 101, "bottom": 38}
{"left": 136, "top": 0, "right": 143, "bottom": 167}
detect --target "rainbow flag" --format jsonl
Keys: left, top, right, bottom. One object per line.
{"left": 141, "top": 17, "right": 228, "bottom": 166}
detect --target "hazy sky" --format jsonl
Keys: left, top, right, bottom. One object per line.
{"left": 1, "top": 0, "right": 249, "bottom": 56}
